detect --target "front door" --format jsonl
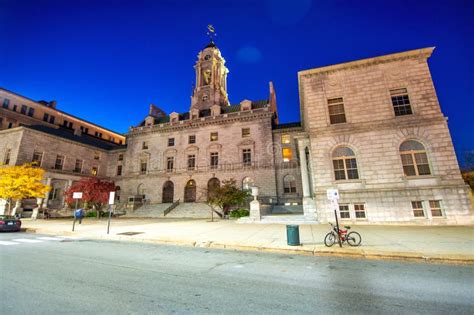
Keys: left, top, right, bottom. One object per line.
{"left": 162, "top": 181, "right": 174, "bottom": 203}
{"left": 184, "top": 180, "right": 196, "bottom": 202}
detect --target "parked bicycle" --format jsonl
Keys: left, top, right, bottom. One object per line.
{"left": 324, "top": 223, "right": 362, "bottom": 247}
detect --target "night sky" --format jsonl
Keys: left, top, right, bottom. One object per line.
{"left": 1, "top": 0, "right": 472, "bottom": 165}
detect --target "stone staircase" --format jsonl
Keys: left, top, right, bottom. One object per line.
{"left": 271, "top": 204, "right": 303, "bottom": 214}
{"left": 125, "top": 203, "right": 172, "bottom": 218}
{"left": 164, "top": 202, "right": 216, "bottom": 219}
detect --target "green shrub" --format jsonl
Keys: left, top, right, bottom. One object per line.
{"left": 85, "top": 211, "right": 97, "bottom": 218}
{"left": 230, "top": 208, "right": 249, "bottom": 218}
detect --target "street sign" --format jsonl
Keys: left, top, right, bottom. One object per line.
{"left": 326, "top": 189, "right": 339, "bottom": 200}
{"left": 108, "top": 191, "right": 115, "bottom": 205}
{"left": 73, "top": 192, "right": 83, "bottom": 199}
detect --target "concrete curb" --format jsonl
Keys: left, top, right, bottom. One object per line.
{"left": 23, "top": 227, "right": 474, "bottom": 265}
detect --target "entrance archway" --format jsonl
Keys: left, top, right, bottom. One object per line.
{"left": 162, "top": 181, "right": 174, "bottom": 203}
{"left": 184, "top": 179, "right": 196, "bottom": 202}
{"left": 207, "top": 178, "right": 220, "bottom": 201}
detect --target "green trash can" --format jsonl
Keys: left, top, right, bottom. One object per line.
{"left": 286, "top": 225, "right": 301, "bottom": 246}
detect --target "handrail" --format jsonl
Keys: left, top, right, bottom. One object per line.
{"left": 164, "top": 199, "right": 180, "bottom": 216}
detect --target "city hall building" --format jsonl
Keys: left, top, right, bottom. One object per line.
{"left": 0, "top": 42, "right": 472, "bottom": 224}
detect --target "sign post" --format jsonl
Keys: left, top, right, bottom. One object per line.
{"left": 327, "top": 189, "right": 342, "bottom": 248}
{"left": 72, "top": 192, "right": 83, "bottom": 232}
{"left": 107, "top": 191, "right": 115, "bottom": 234}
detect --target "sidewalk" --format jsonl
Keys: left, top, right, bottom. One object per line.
{"left": 22, "top": 218, "right": 474, "bottom": 265}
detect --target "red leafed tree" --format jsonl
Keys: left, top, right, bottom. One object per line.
{"left": 65, "top": 177, "right": 116, "bottom": 211}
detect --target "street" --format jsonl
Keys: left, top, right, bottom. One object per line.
{"left": 1, "top": 232, "right": 473, "bottom": 314}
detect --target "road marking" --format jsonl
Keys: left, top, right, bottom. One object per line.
{"left": 0, "top": 241, "right": 19, "bottom": 246}
{"left": 12, "top": 238, "right": 43, "bottom": 243}
{"left": 37, "top": 237, "right": 64, "bottom": 241}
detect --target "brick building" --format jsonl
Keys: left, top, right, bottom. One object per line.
{"left": 0, "top": 42, "right": 472, "bottom": 224}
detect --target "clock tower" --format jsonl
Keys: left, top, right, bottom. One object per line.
{"left": 190, "top": 41, "right": 230, "bottom": 111}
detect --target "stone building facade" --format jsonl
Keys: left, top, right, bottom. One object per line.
{"left": 0, "top": 42, "right": 471, "bottom": 224}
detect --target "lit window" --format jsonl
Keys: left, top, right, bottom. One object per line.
{"left": 400, "top": 140, "right": 431, "bottom": 176}
{"left": 118, "top": 154, "right": 124, "bottom": 161}
{"left": 242, "top": 128, "right": 250, "bottom": 138}
{"left": 210, "top": 132, "right": 218, "bottom": 142}
{"left": 168, "top": 138, "right": 175, "bottom": 146}
{"left": 210, "top": 152, "right": 219, "bottom": 169}
{"left": 91, "top": 166, "right": 98, "bottom": 176}
{"left": 390, "top": 88, "right": 412, "bottom": 116}
{"left": 282, "top": 148, "right": 292, "bottom": 162}
{"left": 429, "top": 200, "right": 443, "bottom": 217}
{"left": 354, "top": 204, "right": 366, "bottom": 219}
{"left": 328, "top": 97, "right": 346, "bottom": 124}
{"left": 332, "top": 147, "right": 359, "bottom": 180}
{"left": 281, "top": 135, "right": 291, "bottom": 144}
{"left": 242, "top": 149, "right": 252, "bottom": 166}
{"left": 411, "top": 201, "right": 424, "bottom": 218}
{"left": 189, "top": 135, "right": 196, "bottom": 144}
{"left": 283, "top": 175, "right": 296, "bottom": 193}
{"left": 339, "top": 204, "right": 350, "bottom": 219}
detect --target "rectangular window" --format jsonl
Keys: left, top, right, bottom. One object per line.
{"left": 142, "top": 141, "right": 148, "bottom": 150}
{"left": 2, "top": 99, "right": 9, "bottom": 109}
{"left": 210, "top": 132, "right": 218, "bottom": 142}
{"left": 8, "top": 122, "right": 13, "bottom": 128}
{"left": 411, "top": 201, "right": 425, "bottom": 218}
{"left": 4, "top": 149, "right": 11, "bottom": 165}
{"left": 43, "top": 113, "right": 49, "bottom": 122}
{"left": 49, "top": 115, "right": 55, "bottom": 124}
{"left": 27, "top": 107, "right": 35, "bottom": 117}
{"left": 54, "top": 155, "right": 64, "bottom": 170}
{"left": 140, "top": 160, "right": 147, "bottom": 174}
{"left": 116, "top": 165, "right": 123, "bottom": 176}
{"left": 13, "top": 105, "right": 17, "bottom": 112}
{"left": 339, "top": 204, "right": 350, "bottom": 219}
{"left": 345, "top": 158, "right": 359, "bottom": 179}
{"left": 210, "top": 152, "right": 219, "bottom": 169}
{"left": 242, "top": 128, "right": 250, "bottom": 138}
{"left": 187, "top": 154, "right": 196, "bottom": 170}
{"left": 91, "top": 166, "right": 98, "bottom": 176}
{"left": 32, "top": 151, "right": 43, "bottom": 166}
{"left": 94, "top": 152, "right": 100, "bottom": 160}
{"left": 21, "top": 105, "right": 28, "bottom": 115}
{"left": 354, "top": 204, "right": 366, "bottom": 219}
{"left": 333, "top": 159, "right": 346, "bottom": 180}
{"left": 168, "top": 138, "right": 175, "bottom": 147}
{"left": 282, "top": 148, "right": 292, "bottom": 162}
{"left": 166, "top": 157, "right": 174, "bottom": 172}
{"left": 189, "top": 135, "right": 196, "bottom": 144}
{"left": 68, "top": 122, "right": 73, "bottom": 129}
{"left": 118, "top": 154, "right": 124, "bottom": 161}
{"left": 429, "top": 200, "right": 443, "bottom": 217}
{"left": 281, "top": 134, "right": 291, "bottom": 144}
{"left": 74, "top": 159, "right": 83, "bottom": 173}
{"left": 390, "top": 88, "right": 413, "bottom": 116}
{"left": 243, "top": 149, "right": 252, "bottom": 166}
{"left": 328, "top": 97, "right": 346, "bottom": 124}
{"left": 63, "top": 120, "right": 68, "bottom": 127}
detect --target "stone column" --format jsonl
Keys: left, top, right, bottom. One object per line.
{"left": 297, "top": 138, "right": 317, "bottom": 221}
{"left": 62, "top": 179, "right": 73, "bottom": 208}
{"left": 42, "top": 177, "right": 52, "bottom": 208}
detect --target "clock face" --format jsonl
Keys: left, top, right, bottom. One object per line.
{"left": 204, "top": 54, "right": 211, "bottom": 60}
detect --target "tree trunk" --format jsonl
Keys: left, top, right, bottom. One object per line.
{"left": 11, "top": 200, "right": 21, "bottom": 216}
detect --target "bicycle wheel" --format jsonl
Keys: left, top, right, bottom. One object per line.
{"left": 347, "top": 231, "right": 362, "bottom": 246}
{"left": 324, "top": 232, "right": 337, "bottom": 247}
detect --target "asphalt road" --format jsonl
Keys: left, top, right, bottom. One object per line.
{"left": 1, "top": 232, "right": 473, "bottom": 315}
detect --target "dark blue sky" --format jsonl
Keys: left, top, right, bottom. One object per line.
{"left": 1, "top": 0, "right": 472, "bottom": 165}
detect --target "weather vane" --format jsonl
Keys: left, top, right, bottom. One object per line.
{"left": 207, "top": 24, "right": 217, "bottom": 43}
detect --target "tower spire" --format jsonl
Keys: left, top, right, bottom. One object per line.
{"left": 207, "top": 24, "right": 216, "bottom": 44}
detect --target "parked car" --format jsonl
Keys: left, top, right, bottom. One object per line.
{"left": 0, "top": 215, "right": 22, "bottom": 232}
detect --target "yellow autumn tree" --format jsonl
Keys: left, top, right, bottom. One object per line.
{"left": 0, "top": 163, "right": 51, "bottom": 214}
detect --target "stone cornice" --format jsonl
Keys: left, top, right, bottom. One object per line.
{"left": 128, "top": 108, "right": 273, "bottom": 137}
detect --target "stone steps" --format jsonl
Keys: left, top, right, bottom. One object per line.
{"left": 165, "top": 202, "right": 215, "bottom": 219}
{"left": 125, "top": 203, "right": 172, "bottom": 218}
{"left": 271, "top": 205, "right": 303, "bottom": 214}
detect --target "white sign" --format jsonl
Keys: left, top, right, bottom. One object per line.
{"left": 108, "top": 191, "right": 116, "bottom": 205}
{"left": 326, "top": 189, "right": 339, "bottom": 200}
{"left": 73, "top": 192, "right": 83, "bottom": 199}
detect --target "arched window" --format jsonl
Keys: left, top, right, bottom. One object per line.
{"left": 400, "top": 140, "right": 431, "bottom": 176}
{"left": 242, "top": 177, "right": 254, "bottom": 190}
{"left": 283, "top": 175, "right": 297, "bottom": 193}
{"left": 332, "top": 147, "right": 359, "bottom": 180}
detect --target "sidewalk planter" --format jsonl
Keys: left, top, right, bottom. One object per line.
{"left": 286, "top": 225, "right": 301, "bottom": 246}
